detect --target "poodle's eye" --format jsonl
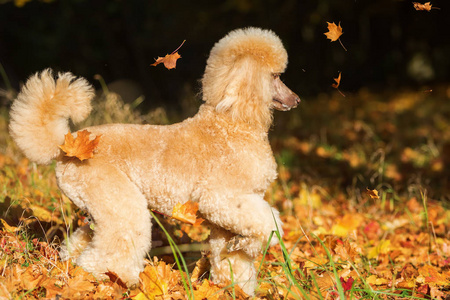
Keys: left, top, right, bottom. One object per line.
{"left": 272, "top": 73, "right": 281, "bottom": 79}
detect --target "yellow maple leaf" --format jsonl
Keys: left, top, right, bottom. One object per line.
{"left": 0, "top": 218, "right": 21, "bottom": 233}
{"left": 366, "top": 275, "right": 389, "bottom": 286}
{"left": 418, "top": 265, "right": 450, "bottom": 286}
{"left": 368, "top": 240, "right": 391, "bottom": 259}
{"left": 172, "top": 201, "right": 204, "bottom": 226}
{"left": 59, "top": 130, "right": 101, "bottom": 161}
{"left": 193, "top": 280, "right": 222, "bottom": 300}
{"left": 137, "top": 259, "right": 180, "bottom": 299}
{"left": 331, "top": 214, "right": 363, "bottom": 237}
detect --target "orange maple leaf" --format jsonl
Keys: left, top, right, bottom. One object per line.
{"left": 332, "top": 72, "right": 342, "bottom": 89}
{"left": 59, "top": 130, "right": 101, "bottom": 161}
{"left": 413, "top": 2, "right": 439, "bottom": 11}
{"left": 172, "top": 201, "right": 204, "bottom": 226}
{"left": 151, "top": 40, "right": 185, "bottom": 70}
{"left": 324, "top": 22, "right": 347, "bottom": 51}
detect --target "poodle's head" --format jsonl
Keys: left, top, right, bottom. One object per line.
{"left": 201, "top": 27, "right": 300, "bottom": 129}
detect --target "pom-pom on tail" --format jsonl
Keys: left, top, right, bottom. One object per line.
{"left": 9, "top": 69, "right": 95, "bottom": 164}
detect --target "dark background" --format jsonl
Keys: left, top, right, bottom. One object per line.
{"left": 0, "top": 0, "right": 449, "bottom": 113}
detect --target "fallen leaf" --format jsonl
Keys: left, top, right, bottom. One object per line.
{"left": 366, "top": 275, "right": 389, "bottom": 286}
{"left": 331, "top": 214, "right": 363, "bottom": 237}
{"left": 0, "top": 219, "right": 21, "bottom": 233}
{"left": 340, "top": 276, "right": 354, "bottom": 292}
{"left": 193, "top": 280, "right": 221, "bottom": 300}
{"left": 190, "top": 255, "right": 210, "bottom": 283}
{"left": 138, "top": 258, "right": 180, "bottom": 299}
{"left": 172, "top": 201, "right": 204, "bottom": 226}
{"left": 105, "top": 271, "right": 127, "bottom": 289}
{"left": 418, "top": 265, "right": 450, "bottom": 286}
{"left": 59, "top": 130, "right": 101, "bottom": 161}
{"left": 368, "top": 240, "right": 391, "bottom": 259}
{"left": 151, "top": 40, "right": 185, "bottom": 70}
{"left": 366, "top": 188, "right": 380, "bottom": 200}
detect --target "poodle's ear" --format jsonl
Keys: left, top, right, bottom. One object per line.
{"left": 205, "top": 56, "right": 273, "bottom": 129}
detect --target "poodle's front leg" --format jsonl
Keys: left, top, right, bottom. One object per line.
{"left": 200, "top": 193, "right": 283, "bottom": 295}
{"left": 199, "top": 193, "right": 283, "bottom": 248}
{"left": 209, "top": 225, "right": 258, "bottom": 296}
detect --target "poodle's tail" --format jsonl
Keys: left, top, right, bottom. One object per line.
{"left": 9, "top": 69, "right": 95, "bottom": 165}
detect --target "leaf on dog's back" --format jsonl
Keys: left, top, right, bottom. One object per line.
{"left": 172, "top": 201, "right": 204, "bottom": 226}
{"left": 59, "top": 130, "right": 101, "bottom": 161}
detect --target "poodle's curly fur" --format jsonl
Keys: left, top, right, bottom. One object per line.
{"left": 9, "top": 27, "right": 299, "bottom": 295}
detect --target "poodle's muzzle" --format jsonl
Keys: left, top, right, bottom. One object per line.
{"left": 272, "top": 76, "right": 300, "bottom": 111}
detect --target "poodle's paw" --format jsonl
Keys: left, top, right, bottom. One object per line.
{"left": 59, "top": 224, "right": 93, "bottom": 261}
{"left": 59, "top": 244, "right": 70, "bottom": 261}
{"left": 76, "top": 249, "right": 142, "bottom": 287}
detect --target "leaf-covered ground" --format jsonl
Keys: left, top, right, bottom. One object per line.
{"left": 0, "top": 87, "right": 449, "bottom": 299}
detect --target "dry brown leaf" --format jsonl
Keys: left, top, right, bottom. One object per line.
{"left": 366, "top": 188, "right": 380, "bottom": 200}
{"left": 59, "top": 130, "right": 101, "bottom": 161}
{"left": 105, "top": 271, "right": 127, "bottom": 289}
{"left": 172, "top": 201, "right": 204, "bottom": 226}
{"left": 413, "top": 2, "right": 438, "bottom": 11}
{"left": 151, "top": 40, "right": 185, "bottom": 70}
{"left": 190, "top": 255, "right": 211, "bottom": 283}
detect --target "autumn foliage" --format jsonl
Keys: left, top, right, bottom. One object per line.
{"left": 1, "top": 5, "right": 449, "bottom": 299}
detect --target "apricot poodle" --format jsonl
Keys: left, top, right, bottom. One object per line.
{"left": 9, "top": 27, "right": 300, "bottom": 295}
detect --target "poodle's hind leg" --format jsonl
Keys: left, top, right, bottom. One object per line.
{"left": 65, "top": 165, "right": 152, "bottom": 286}
{"left": 60, "top": 224, "right": 93, "bottom": 261}
{"left": 209, "top": 226, "right": 258, "bottom": 296}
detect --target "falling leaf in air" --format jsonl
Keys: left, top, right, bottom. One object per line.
{"left": 324, "top": 22, "right": 347, "bottom": 51}
{"left": 331, "top": 72, "right": 346, "bottom": 97}
{"left": 172, "top": 201, "right": 204, "bottom": 226}
{"left": 59, "top": 130, "right": 101, "bottom": 161}
{"left": 151, "top": 40, "right": 185, "bottom": 70}
{"left": 413, "top": 2, "right": 439, "bottom": 11}
{"left": 366, "top": 188, "right": 380, "bottom": 200}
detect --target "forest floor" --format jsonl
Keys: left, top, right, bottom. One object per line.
{"left": 0, "top": 86, "right": 449, "bottom": 299}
